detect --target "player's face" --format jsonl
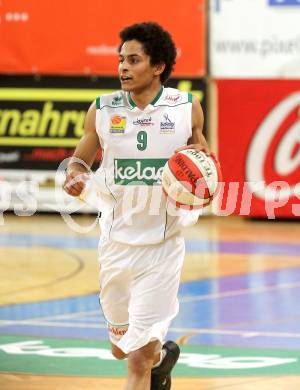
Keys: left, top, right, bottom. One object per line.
{"left": 119, "top": 40, "right": 160, "bottom": 93}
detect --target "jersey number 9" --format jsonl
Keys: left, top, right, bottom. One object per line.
{"left": 137, "top": 131, "right": 147, "bottom": 151}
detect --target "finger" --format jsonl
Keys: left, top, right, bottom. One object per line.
{"left": 64, "top": 185, "right": 82, "bottom": 197}
{"left": 191, "top": 145, "right": 210, "bottom": 155}
{"left": 70, "top": 180, "right": 85, "bottom": 193}
{"left": 69, "top": 172, "right": 89, "bottom": 183}
{"left": 64, "top": 181, "right": 85, "bottom": 195}
{"left": 209, "top": 152, "right": 217, "bottom": 160}
{"left": 69, "top": 173, "right": 87, "bottom": 188}
{"left": 63, "top": 177, "right": 86, "bottom": 195}
{"left": 63, "top": 180, "right": 84, "bottom": 195}
{"left": 64, "top": 184, "right": 84, "bottom": 196}
{"left": 202, "top": 149, "right": 211, "bottom": 156}
{"left": 175, "top": 144, "right": 210, "bottom": 155}
{"left": 175, "top": 145, "right": 190, "bottom": 153}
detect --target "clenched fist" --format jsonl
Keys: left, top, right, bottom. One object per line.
{"left": 63, "top": 171, "right": 89, "bottom": 197}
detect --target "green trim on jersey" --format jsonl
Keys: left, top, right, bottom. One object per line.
{"left": 150, "top": 86, "right": 164, "bottom": 105}
{"left": 154, "top": 102, "right": 192, "bottom": 108}
{"left": 128, "top": 93, "right": 137, "bottom": 108}
{"left": 128, "top": 86, "right": 164, "bottom": 108}
{"left": 188, "top": 92, "right": 193, "bottom": 103}
{"left": 96, "top": 96, "right": 100, "bottom": 109}
{"left": 99, "top": 104, "right": 127, "bottom": 110}
{"left": 163, "top": 209, "right": 168, "bottom": 239}
{"left": 103, "top": 170, "right": 117, "bottom": 240}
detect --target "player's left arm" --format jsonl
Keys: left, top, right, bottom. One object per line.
{"left": 176, "top": 95, "right": 210, "bottom": 155}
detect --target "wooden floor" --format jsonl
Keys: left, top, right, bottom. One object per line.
{"left": 1, "top": 213, "right": 300, "bottom": 389}
{"left": 2, "top": 373, "right": 300, "bottom": 390}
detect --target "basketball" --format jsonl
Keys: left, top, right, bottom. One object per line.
{"left": 161, "top": 149, "right": 222, "bottom": 209}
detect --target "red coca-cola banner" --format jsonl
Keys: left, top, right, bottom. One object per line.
{"left": 216, "top": 79, "right": 300, "bottom": 219}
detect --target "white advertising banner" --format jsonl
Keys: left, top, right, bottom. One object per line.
{"left": 210, "top": 0, "right": 300, "bottom": 78}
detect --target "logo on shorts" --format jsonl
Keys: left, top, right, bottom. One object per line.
{"left": 114, "top": 158, "right": 168, "bottom": 185}
{"left": 160, "top": 114, "right": 175, "bottom": 134}
{"left": 108, "top": 323, "right": 128, "bottom": 336}
{"left": 110, "top": 115, "right": 126, "bottom": 133}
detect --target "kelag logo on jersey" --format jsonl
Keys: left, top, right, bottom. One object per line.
{"left": 114, "top": 158, "right": 168, "bottom": 185}
{"left": 269, "top": 0, "right": 300, "bottom": 5}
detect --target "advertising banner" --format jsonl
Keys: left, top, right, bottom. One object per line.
{"left": 216, "top": 79, "right": 300, "bottom": 219}
{"left": 0, "top": 75, "right": 207, "bottom": 212}
{"left": 0, "top": 0, "right": 206, "bottom": 77}
{"left": 210, "top": 0, "right": 300, "bottom": 78}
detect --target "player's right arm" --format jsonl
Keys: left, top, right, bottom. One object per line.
{"left": 63, "top": 101, "right": 101, "bottom": 197}
{"left": 175, "top": 96, "right": 210, "bottom": 154}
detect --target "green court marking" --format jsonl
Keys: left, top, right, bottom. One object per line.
{"left": 0, "top": 335, "right": 299, "bottom": 377}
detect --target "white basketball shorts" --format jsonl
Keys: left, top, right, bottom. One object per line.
{"left": 98, "top": 234, "right": 185, "bottom": 354}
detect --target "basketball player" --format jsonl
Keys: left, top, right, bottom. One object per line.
{"left": 63, "top": 22, "right": 210, "bottom": 390}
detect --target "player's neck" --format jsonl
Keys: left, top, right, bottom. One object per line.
{"left": 129, "top": 83, "right": 163, "bottom": 110}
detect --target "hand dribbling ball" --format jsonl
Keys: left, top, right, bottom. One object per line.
{"left": 162, "top": 149, "right": 222, "bottom": 209}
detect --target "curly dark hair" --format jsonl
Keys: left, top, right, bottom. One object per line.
{"left": 119, "top": 22, "right": 177, "bottom": 83}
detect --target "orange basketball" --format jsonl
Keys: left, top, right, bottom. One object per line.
{"left": 162, "top": 149, "right": 222, "bottom": 209}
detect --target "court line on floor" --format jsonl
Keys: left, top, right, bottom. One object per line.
{"left": 2, "top": 233, "right": 300, "bottom": 256}
{"left": 0, "top": 250, "right": 85, "bottom": 297}
{"left": 0, "top": 318, "right": 300, "bottom": 339}
{"left": 180, "top": 280, "right": 300, "bottom": 303}
{"left": 1, "top": 279, "right": 299, "bottom": 321}
{"left": 0, "top": 310, "right": 103, "bottom": 326}
{"left": 22, "top": 310, "right": 101, "bottom": 322}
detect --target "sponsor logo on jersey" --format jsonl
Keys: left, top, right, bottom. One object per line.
{"left": 133, "top": 116, "right": 154, "bottom": 126}
{"left": 109, "top": 115, "right": 126, "bottom": 133}
{"left": 160, "top": 114, "right": 175, "bottom": 133}
{"left": 111, "top": 95, "right": 123, "bottom": 106}
{"left": 114, "top": 158, "right": 168, "bottom": 185}
{"left": 163, "top": 93, "right": 182, "bottom": 104}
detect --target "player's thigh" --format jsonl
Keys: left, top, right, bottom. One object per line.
{"left": 129, "top": 235, "right": 185, "bottom": 324}
{"left": 99, "top": 250, "right": 131, "bottom": 325}
{"left": 100, "top": 264, "right": 130, "bottom": 324}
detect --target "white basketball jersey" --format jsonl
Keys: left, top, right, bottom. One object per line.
{"left": 94, "top": 87, "right": 198, "bottom": 245}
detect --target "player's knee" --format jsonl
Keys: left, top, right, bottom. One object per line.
{"left": 127, "top": 349, "right": 154, "bottom": 376}
{"left": 111, "top": 344, "right": 127, "bottom": 360}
